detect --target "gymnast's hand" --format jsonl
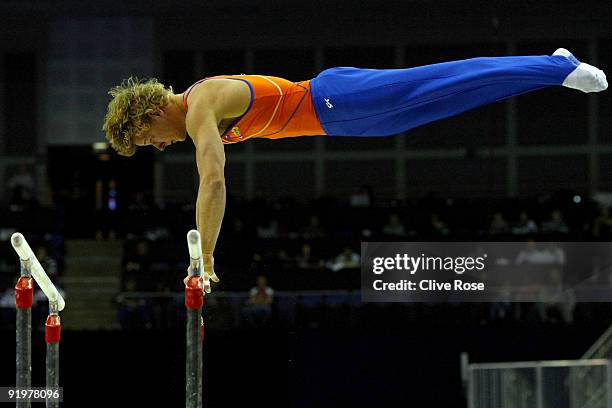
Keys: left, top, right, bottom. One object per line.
{"left": 184, "top": 254, "right": 220, "bottom": 295}
{"left": 201, "top": 254, "right": 220, "bottom": 293}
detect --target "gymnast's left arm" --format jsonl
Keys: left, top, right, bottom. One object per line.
{"left": 187, "top": 102, "right": 225, "bottom": 292}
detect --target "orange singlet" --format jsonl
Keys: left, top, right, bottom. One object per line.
{"left": 182, "top": 75, "right": 327, "bottom": 144}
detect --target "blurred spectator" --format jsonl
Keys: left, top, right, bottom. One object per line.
{"left": 296, "top": 243, "right": 324, "bottom": 269}
{"left": 537, "top": 268, "right": 575, "bottom": 324}
{"left": 128, "top": 192, "right": 150, "bottom": 212}
{"left": 0, "top": 289, "right": 13, "bottom": 307}
{"left": 516, "top": 240, "right": 565, "bottom": 265}
{"left": 300, "top": 215, "right": 326, "bottom": 239}
{"left": 231, "top": 218, "right": 250, "bottom": 239}
{"left": 512, "top": 211, "right": 538, "bottom": 235}
{"left": 541, "top": 210, "right": 569, "bottom": 234}
{"left": 382, "top": 214, "right": 406, "bottom": 237}
{"left": 143, "top": 227, "right": 170, "bottom": 241}
{"left": 123, "top": 240, "right": 154, "bottom": 291}
{"left": 327, "top": 247, "right": 360, "bottom": 271}
{"left": 276, "top": 249, "right": 294, "bottom": 265}
{"left": 489, "top": 281, "right": 513, "bottom": 321}
{"left": 489, "top": 212, "right": 509, "bottom": 235}
{"left": 593, "top": 206, "right": 612, "bottom": 238}
{"left": 116, "top": 282, "right": 148, "bottom": 329}
{"left": 7, "top": 164, "right": 35, "bottom": 206}
{"left": 350, "top": 185, "right": 373, "bottom": 207}
{"left": 431, "top": 213, "right": 449, "bottom": 237}
{"left": 0, "top": 289, "right": 13, "bottom": 329}
{"left": 514, "top": 241, "right": 566, "bottom": 322}
{"left": 249, "top": 275, "right": 274, "bottom": 306}
{"left": 245, "top": 275, "right": 274, "bottom": 326}
{"left": 257, "top": 219, "right": 280, "bottom": 239}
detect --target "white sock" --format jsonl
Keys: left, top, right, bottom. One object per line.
{"left": 553, "top": 48, "right": 608, "bottom": 93}
{"left": 563, "top": 63, "right": 608, "bottom": 93}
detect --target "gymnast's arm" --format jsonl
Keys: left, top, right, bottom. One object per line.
{"left": 186, "top": 94, "right": 226, "bottom": 286}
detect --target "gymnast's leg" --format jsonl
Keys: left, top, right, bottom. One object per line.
{"left": 311, "top": 48, "right": 608, "bottom": 137}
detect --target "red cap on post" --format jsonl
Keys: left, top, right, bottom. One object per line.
{"left": 45, "top": 314, "right": 61, "bottom": 344}
{"left": 15, "top": 276, "right": 34, "bottom": 309}
{"left": 185, "top": 276, "right": 204, "bottom": 309}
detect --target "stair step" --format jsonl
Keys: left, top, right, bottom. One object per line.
{"left": 63, "top": 277, "right": 119, "bottom": 282}
{"left": 67, "top": 255, "right": 120, "bottom": 263}
{"left": 59, "top": 239, "right": 124, "bottom": 330}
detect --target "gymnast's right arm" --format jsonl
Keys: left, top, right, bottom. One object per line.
{"left": 185, "top": 92, "right": 226, "bottom": 292}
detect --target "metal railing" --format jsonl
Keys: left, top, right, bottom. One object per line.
{"left": 584, "top": 326, "right": 612, "bottom": 361}
{"left": 462, "top": 354, "right": 612, "bottom": 408}
{"left": 570, "top": 325, "right": 612, "bottom": 408}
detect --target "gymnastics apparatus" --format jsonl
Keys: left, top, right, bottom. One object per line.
{"left": 12, "top": 232, "right": 64, "bottom": 408}
{"left": 11, "top": 230, "right": 206, "bottom": 407}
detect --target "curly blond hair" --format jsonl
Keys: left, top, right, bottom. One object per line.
{"left": 102, "top": 77, "right": 173, "bottom": 156}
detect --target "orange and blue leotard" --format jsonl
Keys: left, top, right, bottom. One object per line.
{"left": 182, "top": 75, "right": 326, "bottom": 144}
{"left": 183, "top": 54, "right": 580, "bottom": 140}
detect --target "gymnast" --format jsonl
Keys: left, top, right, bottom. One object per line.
{"left": 102, "top": 48, "right": 608, "bottom": 293}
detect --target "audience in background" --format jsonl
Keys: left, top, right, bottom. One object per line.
{"left": 512, "top": 211, "right": 539, "bottom": 235}
{"left": 245, "top": 275, "right": 274, "bottom": 326}
{"left": 231, "top": 218, "right": 249, "bottom": 239}
{"left": 430, "top": 213, "right": 449, "bottom": 237}
{"left": 300, "top": 215, "right": 326, "bottom": 239}
{"left": 4, "top": 190, "right": 612, "bottom": 330}
{"left": 489, "top": 212, "right": 510, "bottom": 235}
{"left": 256, "top": 219, "right": 280, "bottom": 239}
{"left": 382, "top": 213, "right": 407, "bottom": 237}
{"left": 537, "top": 268, "right": 575, "bottom": 324}
{"left": 593, "top": 206, "right": 612, "bottom": 238}
{"left": 515, "top": 240, "right": 565, "bottom": 265}
{"left": 122, "top": 240, "right": 154, "bottom": 291}
{"left": 349, "top": 185, "right": 373, "bottom": 207}
{"left": 541, "top": 210, "right": 569, "bottom": 234}
{"left": 7, "top": 164, "right": 36, "bottom": 207}
{"left": 296, "top": 243, "right": 325, "bottom": 269}
{"left": 327, "top": 247, "right": 360, "bottom": 272}
{"left": 127, "top": 192, "right": 150, "bottom": 212}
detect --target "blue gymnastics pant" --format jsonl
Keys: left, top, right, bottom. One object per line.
{"left": 309, "top": 55, "right": 579, "bottom": 136}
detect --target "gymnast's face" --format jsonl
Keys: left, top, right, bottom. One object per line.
{"left": 134, "top": 108, "right": 186, "bottom": 152}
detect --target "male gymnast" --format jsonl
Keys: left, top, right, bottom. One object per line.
{"left": 102, "top": 48, "right": 608, "bottom": 293}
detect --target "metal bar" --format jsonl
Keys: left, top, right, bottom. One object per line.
{"left": 199, "top": 316, "right": 203, "bottom": 408}
{"left": 468, "top": 367, "right": 474, "bottom": 408}
{"left": 607, "top": 361, "right": 612, "bottom": 408}
{"left": 583, "top": 325, "right": 612, "bottom": 359}
{"left": 185, "top": 230, "right": 203, "bottom": 408}
{"left": 16, "top": 309, "right": 31, "bottom": 408}
{"left": 11, "top": 233, "right": 65, "bottom": 311}
{"left": 46, "top": 301, "right": 61, "bottom": 408}
{"left": 15, "top": 260, "right": 32, "bottom": 408}
{"left": 46, "top": 342, "right": 59, "bottom": 408}
{"left": 186, "top": 308, "right": 202, "bottom": 408}
{"left": 460, "top": 352, "right": 469, "bottom": 391}
{"left": 536, "top": 366, "right": 543, "bottom": 408}
{"left": 470, "top": 359, "right": 611, "bottom": 370}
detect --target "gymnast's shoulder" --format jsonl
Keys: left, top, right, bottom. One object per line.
{"left": 185, "top": 79, "right": 251, "bottom": 128}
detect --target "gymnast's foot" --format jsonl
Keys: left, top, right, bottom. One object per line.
{"left": 554, "top": 48, "right": 608, "bottom": 93}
